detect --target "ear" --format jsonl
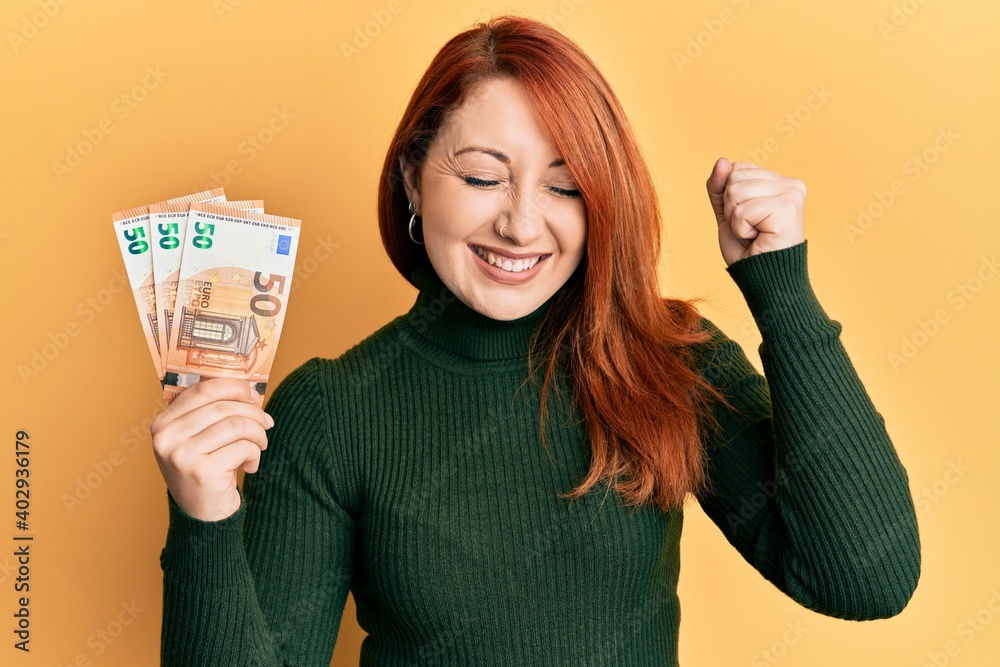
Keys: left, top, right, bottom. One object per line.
{"left": 397, "top": 155, "right": 421, "bottom": 212}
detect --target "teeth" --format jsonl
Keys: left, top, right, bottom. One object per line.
{"left": 474, "top": 246, "right": 542, "bottom": 273}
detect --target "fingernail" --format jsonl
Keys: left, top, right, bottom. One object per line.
{"left": 265, "top": 413, "right": 275, "bottom": 428}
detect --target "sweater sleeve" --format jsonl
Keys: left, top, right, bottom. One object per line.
{"left": 159, "top": 357, "right": 357, "bottom": 665}
{"left": 692, "top": 240, "right": 921, "bottom": 620}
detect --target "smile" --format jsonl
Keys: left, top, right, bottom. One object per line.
{"left": 470, "top": 245, "right": 548, "bottom": 273}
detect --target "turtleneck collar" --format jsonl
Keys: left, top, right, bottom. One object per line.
{"left": 399, "top": 261, "right": 556, "bottom": 364}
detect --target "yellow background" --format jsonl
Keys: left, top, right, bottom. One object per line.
{"left": 1, "top": 0, "right": 997, "bottom": 665}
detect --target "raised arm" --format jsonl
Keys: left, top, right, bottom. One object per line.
{"left": 158, "top": 358, "right": 357, "bottom": 664}
{"left": 693, "top": 240, "right": 920, "bottom": 620}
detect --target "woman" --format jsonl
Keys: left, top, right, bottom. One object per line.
{"left": 152, "top": 14, "right": 920, "bottom": 666}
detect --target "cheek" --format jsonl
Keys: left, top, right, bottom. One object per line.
{"left": 424, "top": 188, "right": 492, "bottom": 243}
{"left": 555, "top": 209, "right": 588, "bottom": 257}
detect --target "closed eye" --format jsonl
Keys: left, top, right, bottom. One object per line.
{"left": 550, "top": 186, "right": 582, "bottom": 198}
{"left": 463, "top": 176, "right": 581, "bottom": 199}
{"left": 463, "top": 176, "right": 500, "bottom": 188}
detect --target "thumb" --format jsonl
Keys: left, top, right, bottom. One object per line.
{"left": 706, "top": 156, "right": 733, "bottom": 225}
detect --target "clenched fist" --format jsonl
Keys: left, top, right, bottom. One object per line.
{"left": 706, "top": 157, "right": 807, "bottom": 268}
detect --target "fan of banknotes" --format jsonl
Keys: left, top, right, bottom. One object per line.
{"left": 111, "top": 188, "right": 301, "bottom": 404}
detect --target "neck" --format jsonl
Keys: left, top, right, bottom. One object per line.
{"left": 402, "top": 262, "right": 556, "bottom": 364}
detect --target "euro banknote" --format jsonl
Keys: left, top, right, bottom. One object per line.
{"left": 150, "top": 199, "right": 264, "bottom": 376}
{"left": 162, "top": 202, "right": 301, "bottom": 404}
{"left": 111, "top": 188, "right": 225, "bottom": 379}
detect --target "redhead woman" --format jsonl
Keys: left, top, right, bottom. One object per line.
{"left": 152, "top": 14, "right": 920, "bottom": 666}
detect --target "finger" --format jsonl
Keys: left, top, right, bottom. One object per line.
{"left": 187, "top": 415, "right": 269, "bottom": 458}
{"left": 723, "top": 178, "right": 798, "bottom": 224}
{"left": 152, "top": 401, "right": 272, "bottom": 460}
{"left": 171, "top": 400, "right": 273, "bottom": 440}
{"left": 206, "top": 440, "right": 265, "bottom": 476}
{"left": 152, "top": 379, "right": 259, "bottom": 432}
{"left": 728, "top": 194, "right": 792, "bottom": 240}
{"left": 706, "top": 157, "right": 732, "bottom": 195}
{"left": 728, "top": 162, "right": 784, "bottom": 181}
{"left": 718, "top": 219, "right": 752, "bottom": 262}
{"left": 727, "top": 211, "right": 760, "bottom": 245}
{"left": 706, "top": 157, "right": 733, "bottom": 224}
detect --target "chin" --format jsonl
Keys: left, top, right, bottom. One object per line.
{"left": 482, "top": 297, "right": 541, "bottom": 321}
{"left": 487, "top": 309, "right": 528, "bottom": 322}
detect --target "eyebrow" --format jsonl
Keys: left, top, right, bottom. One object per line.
{"left": 454, "top": 146, "right": 566, "bottom": 169}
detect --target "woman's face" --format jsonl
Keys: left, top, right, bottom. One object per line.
{"left": 399, "top": 77, "right": 587, "bottom": 321}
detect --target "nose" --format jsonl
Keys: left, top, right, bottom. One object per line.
{"left": 500, "top": 186, "right": 547, "bottom": 246}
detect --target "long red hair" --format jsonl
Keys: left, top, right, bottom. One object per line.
{"left": 377, "top": 14, "right": 736, "bottom": 512}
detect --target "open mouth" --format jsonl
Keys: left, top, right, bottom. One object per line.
{"left": 470, "top": 245, "right": 550, "bottom": 274}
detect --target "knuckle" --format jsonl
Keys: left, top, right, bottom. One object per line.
{"left": 151, "top": 423, "right": 175, "bottom": 451}
{"left": 224, "top": 415, "right": 246, "bottom": 432}
{"left": 192, "top": 380, "right": 214, "bottom": 397}
{"left": 150, "top": 433, "right": 168, "bottom": 455}
{"left": 150, "top": 409, "right": 179, "bottom": 436}
{"left": 212, "top": 400, "right": 236, "bottom": 416}
{"left": 165, "top": 447, "right": 190, "bottom": 472}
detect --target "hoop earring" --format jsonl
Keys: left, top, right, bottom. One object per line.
{"left": 408, "top": 201, "right": 424, "bottom": 245}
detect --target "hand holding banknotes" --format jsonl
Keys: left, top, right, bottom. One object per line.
{"left": 111, "top": 188, "right": 301, "bottom": 520}
{"left": 150, "top": 378, "right": 272, "bottom": 521}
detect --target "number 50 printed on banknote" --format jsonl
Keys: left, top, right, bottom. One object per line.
{"left": 111, "top": 188, "right": 226, "bottom": 380}
{"left": 162, "top": 202, "right": 301, "bottom": 404}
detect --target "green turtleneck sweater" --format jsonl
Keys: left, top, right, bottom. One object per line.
{"left": 158, "top": 240, "right": 920, "bottom": 666}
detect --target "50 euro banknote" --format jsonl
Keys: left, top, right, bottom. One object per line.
{"left": 162, "top": 202, "right": 301, "bottom": 404}
{"left": 149, "top": 199, "right": 263, "bottom": 377}
{"left": 111, "top": 188, "right": 226, "bottom": 380}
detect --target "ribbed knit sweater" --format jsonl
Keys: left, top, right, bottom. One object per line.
{"left": 159, "top": 240, "right": 921, "bottom": 666}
